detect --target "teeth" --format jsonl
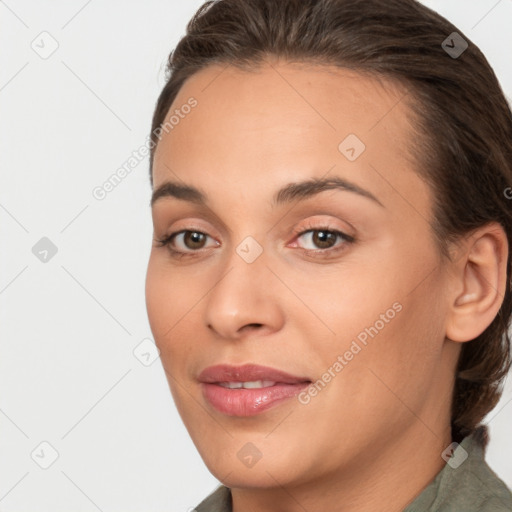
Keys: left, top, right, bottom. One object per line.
{"left": 218, "top": 380, "right": 276, "bottom": 389}
{"left": 219, "top": 381, "right": 243, "bottom": 389}
{"left": 243, "top": 380, "right": 276, "bottom": 389}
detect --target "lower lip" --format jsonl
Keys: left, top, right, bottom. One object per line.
{"left": 201, "top": 382, "right": 310, "bottom": 416}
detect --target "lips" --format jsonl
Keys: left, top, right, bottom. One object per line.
{"left": 198, "top": 364, "right": 311, "bottom": 416}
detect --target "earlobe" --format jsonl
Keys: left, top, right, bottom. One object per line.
{"left": 445, "top": 224, "right": 508, "bottom": 343}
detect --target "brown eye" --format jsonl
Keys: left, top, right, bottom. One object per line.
{"left": 310, "top": 230, "right": 337, "bottom": 249}
{"left": 156, "top": 229, "right": 219, "bottom": 256}
{"left": 182, "top": 231, "right": 207, "bottom": 250}
{"left": 296, "top": 229, "right": 348, "bottom": 251}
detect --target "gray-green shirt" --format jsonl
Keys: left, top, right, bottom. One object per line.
{"left": 195, "top": 427, "right": 512, "bottom": 511}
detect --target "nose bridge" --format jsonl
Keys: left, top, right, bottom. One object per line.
{"left": 204, "top": 235, "right": 283, "bottom": 338}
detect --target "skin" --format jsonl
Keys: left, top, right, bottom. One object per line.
{"left": 145, "top": 59, "right": 508, "bottom": 512}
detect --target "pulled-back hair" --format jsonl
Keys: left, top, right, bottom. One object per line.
{"left": 149, "top": 0, "right": 512, "bottom": 441}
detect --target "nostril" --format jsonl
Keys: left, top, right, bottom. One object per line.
{"left": 242, "top": 323, "right": 263, "bottom": 332}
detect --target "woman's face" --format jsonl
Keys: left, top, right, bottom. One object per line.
{"left": 146, "top": 62, "right": 457, "bottom": 488}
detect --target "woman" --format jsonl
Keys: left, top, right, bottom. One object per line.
{"left": 145, "top": 0, "right": 512, "bottom": 510}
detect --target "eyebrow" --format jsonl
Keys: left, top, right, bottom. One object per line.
{"left": 150, "top": 176, "right": 384, "bottom": 208}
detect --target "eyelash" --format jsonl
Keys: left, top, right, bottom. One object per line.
{"left": 155, "top": 222, "right": 355, "bottom": 260}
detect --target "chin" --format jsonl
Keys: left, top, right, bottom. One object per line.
{"left": 190, "top": 430, "right": 315, "bottom": 489}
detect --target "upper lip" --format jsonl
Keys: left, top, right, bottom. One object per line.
{"left": 198, "top": 364, "right": 311, "bottom": 384}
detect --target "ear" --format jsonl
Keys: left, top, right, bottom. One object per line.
{"left": 445, "top": 222, "right": 509, "bottom": 343}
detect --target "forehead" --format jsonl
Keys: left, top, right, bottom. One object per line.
{"left": 152, "top": 61, "right": 426, "bottom": 215}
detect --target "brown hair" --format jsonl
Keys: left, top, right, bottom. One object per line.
{"left": 149, "top": 0, "right": 512, "bottom": 441}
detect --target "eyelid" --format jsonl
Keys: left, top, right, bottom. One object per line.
{"left": 289, "top": 217, "right": 354, "bottom": 240}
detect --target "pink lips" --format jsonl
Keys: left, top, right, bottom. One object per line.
{"left": 198, "top": 364, "right": 311, "bottom": 416}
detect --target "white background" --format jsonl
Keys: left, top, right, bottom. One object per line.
{"left": 1, "top": 1, "right": 511, "bottom": 510}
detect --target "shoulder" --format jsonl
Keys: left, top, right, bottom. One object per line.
{"left": 456, "top": 460, "right": 512, "bottom": 512}
{"left": 406, "top": 427, "right": 512, "bottom": 512}
{"left": 450, "top": 428, "right": 512, "bottom": 511}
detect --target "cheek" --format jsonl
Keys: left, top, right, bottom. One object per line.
{"left": 304, "top": 247, "right": 444, "bottom": 396}
{"left": 145, "top": 254, "right": 203, "bottom": 368}
{"left": 331, "top": 279, "right": 444, "bottom": 418}
{"left": 145, "top": 255, "right": 184, "bottom": 352}
{"left": 145, "top": 258, "right": 168, "bottom": 338}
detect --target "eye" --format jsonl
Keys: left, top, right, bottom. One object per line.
{"left": 155, "top": 229, "right": 219, "bottom": 256}
{"left": 291, "top": 224, "right": 355, "bottom": 256}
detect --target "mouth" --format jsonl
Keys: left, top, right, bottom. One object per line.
{"left": 198, "top": 364, "right": 311, "bottom": 416}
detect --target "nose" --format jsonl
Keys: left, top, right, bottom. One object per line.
{"left": 204, "top": 250, "right": 285, "bottom": 341}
